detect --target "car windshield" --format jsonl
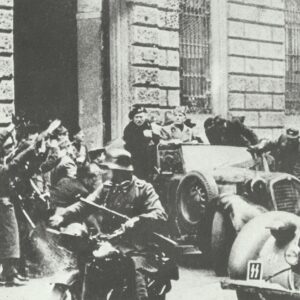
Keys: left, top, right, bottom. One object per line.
{"left": 181, "top": 144, "right": 254, "bottom": 172}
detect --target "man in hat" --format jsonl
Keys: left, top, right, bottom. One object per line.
{"left": 160, "top": 106, "right": 202, "bottom": 142}
{"left": 204, "top": 115, "right": 258, "bottom": 147}
{"left": 0, "top": 124, "right": 34, "bottom": 286}
{"left": 123, "top": 105, "right": 160, "bottom": 180}
{"left": 250, "top": 128, "right": 300, "bottom": 178}
{"left": 49, "top": 148, "right": 167, "bottom": 300}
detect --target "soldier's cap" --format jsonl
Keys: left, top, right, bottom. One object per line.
{"left": 0, "top": 124, "right": 15, "bottom": 149}
{"left": 286, "top": 128, "right": 299, "bottom": 139}
{"left": 128, "top": 105, "right": 147, "bottom": 120}
{"left": 100, "top": 148, "right": 133, "bottom": 171}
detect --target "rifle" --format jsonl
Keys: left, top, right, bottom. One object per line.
{"left": 78, "top": 197, "right": 185, "bottom": 256}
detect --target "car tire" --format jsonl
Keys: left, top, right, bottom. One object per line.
{"left": 211, "top": 211, "right": 235, "bottom": 276}
{"left": 175, "top": 171, "right": 218, "bottom": 236}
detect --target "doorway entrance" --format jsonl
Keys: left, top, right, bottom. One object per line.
{"left": 14, "top": 0, "right": 78, "bottom": 129}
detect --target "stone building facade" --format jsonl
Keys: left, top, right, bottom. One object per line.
{"left": 0, "top": 0, "right": 14, "bottom": 126}
{"left": 0, "top": 0, "right": 297, "bottom": 148}
{"left": 227, "top": 0, "right": 286, "bottom": 139}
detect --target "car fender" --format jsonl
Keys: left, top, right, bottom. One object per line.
{"left": 228, "top": 211, "right": 300, "bottom": 279}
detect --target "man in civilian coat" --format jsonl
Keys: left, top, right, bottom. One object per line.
{"left": 123, "top": 105, "right": 160, "bottom": 180}
{"left": 0, "top": 124, "right": 33, "bottom": 286}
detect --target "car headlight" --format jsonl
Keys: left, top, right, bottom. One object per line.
{"left": 285, "top": 245, "right": 300, "bottom": 266}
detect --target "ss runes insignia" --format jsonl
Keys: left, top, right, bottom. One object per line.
{"left": 247, "top": 261, "right": 263, "bottom": 281}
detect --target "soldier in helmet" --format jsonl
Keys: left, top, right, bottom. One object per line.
{"left": 49, "top": 148, "right": 167, "bottom": 300}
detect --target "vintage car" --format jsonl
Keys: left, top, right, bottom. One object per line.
{"left": 222, "top": 211, "right": 300, "bottom": 300}
{"left": 153, "top": 143, "right": 300, "bottom": 274}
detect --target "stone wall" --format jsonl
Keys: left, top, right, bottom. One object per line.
{"left": 129, "top": 0, "right": 180, "bottom": 107}
{"left": 227, "top": 0, "right": 285, "bottom": 138}
{"left": 110, "top": 0, "right": 180, "bottom": 139}
{"left": 0, "top": 0, "right": 14, "bottom": 127}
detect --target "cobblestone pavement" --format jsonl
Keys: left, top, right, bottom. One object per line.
{"left": 0, "top": 267, "right": 236, "bottom": 300}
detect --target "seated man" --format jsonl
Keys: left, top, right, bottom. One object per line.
{"left": 160, "top": 106, "right": 202, "bottom": 143}
{"left": 49, "top": 148, "right": 167, "bottom": 300}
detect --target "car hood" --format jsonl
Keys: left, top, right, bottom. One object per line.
{"left": 181, "top": 144, "right": 254, "bottom": 171}
{"left": 212, "top": 167, "right": 292, "bottom": 184}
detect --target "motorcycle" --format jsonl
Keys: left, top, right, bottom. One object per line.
{"left": 49, "top": 222, "right": 179, "bottom": 300}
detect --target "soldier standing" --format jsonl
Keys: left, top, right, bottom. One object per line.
{"left": 0, "top": 124, "right": 32, "bottom": 286}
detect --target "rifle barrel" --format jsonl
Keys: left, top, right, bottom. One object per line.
{"left": 79, "top": 197, "right": 129, "bottom": 221}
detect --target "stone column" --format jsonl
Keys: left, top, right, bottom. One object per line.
{"left": 0, "top": 0, "right": 14, "bottom": 126}
{"left": 109, "top": 0, "right": 181, "bottom": 140}
{"left": 211, "top": 0, "right": 228, "bottom": 117}
{"left": 77, "top": 0, "right": 103, "bottom": 149}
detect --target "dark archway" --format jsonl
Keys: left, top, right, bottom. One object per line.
{"left": 14, "top": 0, "right": 78, "bottom": 130}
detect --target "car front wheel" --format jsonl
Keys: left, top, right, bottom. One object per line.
{"left": 175, "top": 171, "right": 218, "bottom": 236}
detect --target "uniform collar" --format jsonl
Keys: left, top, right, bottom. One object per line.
{"left": 106, "top": 177, "right": 134, "bottom": 194}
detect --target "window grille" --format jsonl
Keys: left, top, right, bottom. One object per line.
{"left": 285, "top": 0, "right": 300, "bottom": 114}
{"left": 179, "top": 0, "right": 211, "bottom": 113}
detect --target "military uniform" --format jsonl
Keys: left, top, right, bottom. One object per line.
{"left": 50, "top": 177, "right": 89, "bottom": 208}
{"left": 51, "top": 147, "right": 167, "bottom": 300}
{"left": 0, "top": 141, "right": 34, "bottom": 262}
{"left": 260, "top": 133, "right": 300, "bottom": 179}
{"left": 61, "top": 176, "right": 167, "bottom": 234}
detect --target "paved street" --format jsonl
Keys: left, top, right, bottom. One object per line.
{"left": 0, "top": 266, "right": 236, "bottom": 300}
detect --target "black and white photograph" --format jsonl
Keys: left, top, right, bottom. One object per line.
{"left": 1, "top": 0, "right": 300, "bottom": 299}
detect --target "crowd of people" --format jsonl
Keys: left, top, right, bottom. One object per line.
{"left": 1, "top": 104, "right": 300, "bottom": 298}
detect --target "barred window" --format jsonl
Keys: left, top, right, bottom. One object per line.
{"left": 179, "top": 0, "right": 211, "bottom": 113}
{"left": 285, "top": 0, "right": 300, "bottom": 114}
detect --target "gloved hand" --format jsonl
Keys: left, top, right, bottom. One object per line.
{"left": 248, "top": 140, "right": 268, "bottom": 154}
{"left": 122, "top": 216, "right": 140, "bottom": 230}
{"left": 49, "top": 214, "right": 64, "bottom": 227}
